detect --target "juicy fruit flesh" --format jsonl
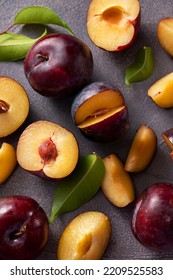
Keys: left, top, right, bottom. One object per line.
{"left": 0, "top": 76, "right": 29, "bottom": 137}
{"left": 17, "top": 121, "right": 79, "bottom": 179}
{"left": 125, "top": 125, "right": 157, "bottom": 172}
{"left": 57, "top": 211, "right": 111, "bottom": 260}
{"left": 87, "top": 0, "right": 140, "bottom": 51}
{"left": 158, "top": 18, "right": 173, "bottom": 56}
{"left": 148, "top": 72, "right": 173, "bottom": 108}
{"left": 0, "top": 143, "right": 17, "bottom": 184}
{"left": 78, "top": 106, "right": 125, "bottom": 128}
{"left": 102, "top": 154, "right": 135, "bottom": 207}
{"left": 75, "top": 89, "right": 124, "bottom": 125}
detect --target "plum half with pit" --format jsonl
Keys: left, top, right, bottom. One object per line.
{"left": 0, "top": 195, "right": 49, "bottom": 260}
{"left": 24, "top": 33, "right": 93, "bottom": 98}
{"left": 71, "top": 82, "right": 129, "bottom": 142}
{"left": 132, "top": 182, "right": 173, "bottom": 252}
{"left": 17, "top": 120, "right": 79, "bottom": 180}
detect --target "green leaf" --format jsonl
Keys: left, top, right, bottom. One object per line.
{"left": 14, "top": 6, "right": 74, "bottom": 35}
{"left": 49, "top": 154, "right": 105, "bottom": 223}
{"left": 0, "top": 29, "right": 47, "bottom": 61}
{"left": 125, "top": 46, "right": 154, "bottom": 87}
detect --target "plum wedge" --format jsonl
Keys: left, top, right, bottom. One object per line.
{"left": 125, "top": 124, "right": 157, "bottom": 172}
{"left": 57, "top": 211, "right": 111, "bottom": 260}
{"left": 148, "top": 72, "right": 173, "bottom": 108}
{"left": 158, "top": 18, "right": 173, "bottom": 57}
{"left": 102, "top": 154, "right": 135, "bottom": 207}
{"left": 0, "top": 76, "right": 29, "bottom": 137}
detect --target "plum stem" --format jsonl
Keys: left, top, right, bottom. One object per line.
{"left": 0, "top": 100, "right": 10, "bottom": 113}
{"left": 37, "top": 54, "right": 49, "bottom": 60}
{"left": 35, "top": 54, "right": 49, "bottom": 67}
{"left": 0, "top": 23, "right": 15, "bottom": 35}
{"left": 11, "top": 225, "right": 27, "bottom": 240}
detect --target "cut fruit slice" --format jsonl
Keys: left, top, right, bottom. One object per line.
{"left": 102, "top": 154, "right": 135, "bottom": 207}
{"left": 0, "top": 76, "right": 29, "bottom": 137}
{"left": 78, "top": 106, "right": 126, "bottom": 127}
{"left": 57, "top": 211, "right": 111, "bottom": 260}
{"left": 157, "top": 18, "right": 173, "bottom": 57}
{"left": 16, "top": 121, "right": 79, "bottom": 179}
{"left": 148, "top": 72, "right": 173, "bottom": 108}
{"left": 0, "top": 143, "right": 17, "bottom": 184}
{"left": 125, "top": 124, "right": 157, "bottom": 172}
{"left": 75, "top": 89, "right": 124, "bottom": 125}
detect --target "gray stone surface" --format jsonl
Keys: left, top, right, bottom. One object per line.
{"left": 0, "top": 0, "right": 173, "bottom": 260}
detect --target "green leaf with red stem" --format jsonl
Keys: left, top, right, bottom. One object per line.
{"left": 0, "top": 29, "right": 47, "bottom": 61}
{"left": 0, "top": 6, "right": 74, "bottom": 36}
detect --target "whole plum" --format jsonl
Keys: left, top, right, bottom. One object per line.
{"left": 24, "top": 34, "right": 93, "bottom": 98}
{"left": 132, "top": 182, "right": 173, "bottom": 252}
{"left": 0, "top": 195, "right": 49, "bottom": 259}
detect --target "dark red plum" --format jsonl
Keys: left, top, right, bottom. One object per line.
{"left": 0, "top": 196, "right": 49, "bottom": 259}
{"left": 132, "top": 182, "right": 173, "bottom": 252}
{"left": 71, "top": 82, "right": 129, "bottom": 142}
{"left": 24, "top": 34, "right": 93, "bottom": 98}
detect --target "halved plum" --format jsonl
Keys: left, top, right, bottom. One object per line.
{"left": 17, "top": 121, "right": 79, "bottom": 180}
{"left": 71, "top": 82, "right": 129, "bottom": 142}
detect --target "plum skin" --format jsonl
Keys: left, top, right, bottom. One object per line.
{"left": 117, "top": 12, "right": 141, "bottom": 51}
{"left": 24, "top": 33, "right": 93, "bottom": 98}
{"left": 80, "top": 106, "right": 129, "bottom": 142}
{"left": 132, "top": 182, "right": 173, "bottom": 252}
{"left": 0, "top": 195, "right": 49, "bottom": 260}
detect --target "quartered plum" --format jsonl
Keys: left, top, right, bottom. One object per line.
{"left": 71, "top": 82, "right": 129, "bottom": 142}
{"left": 132, "top": 182, "right": 173, "bottom": 252}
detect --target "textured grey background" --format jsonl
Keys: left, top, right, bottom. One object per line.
{"left": 0, "top": 0, "right": 173, "bottom": 260}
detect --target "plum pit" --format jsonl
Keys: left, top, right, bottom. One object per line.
{"left": 38, "top": 138, "right": 58, "bottom": 164}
